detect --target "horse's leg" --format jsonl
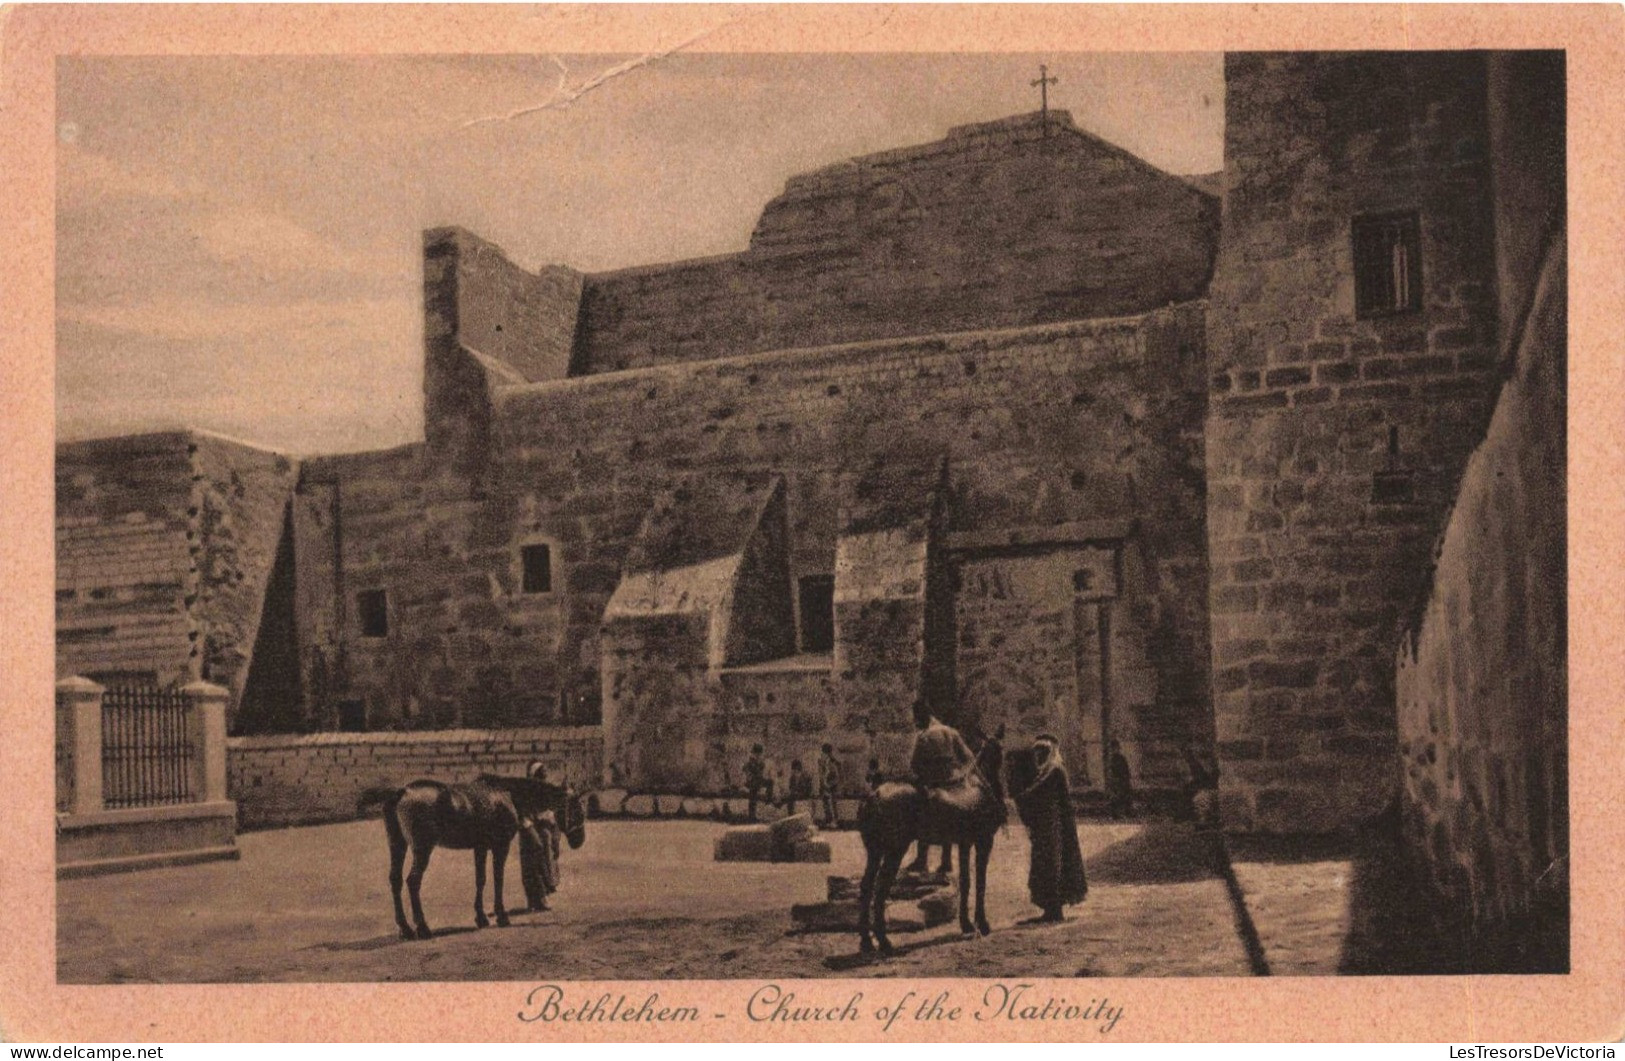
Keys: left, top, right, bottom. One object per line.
{"left": 388, "top": 812, "right": 412, "bottom": 941}
{"left": 874, "top": 847, "right": 904, "bottom": 956}
{"left": 406, "top": 842, "right": 435, "bottom": 940}
{"left": 974, "top": 833, "right": 993, "bottom": 937}
{"left": 958, "top": 839, "right": 975, "bottom": 934}
{"left": 492, "top": 836, "right": 512, "bottom": 927}
{"left": 473, "top": 847, "right": 490, "bottom": 929}
{"left": 857, "top": 845, "right": 879, "bottom": 955}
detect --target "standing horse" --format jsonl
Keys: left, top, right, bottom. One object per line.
{"left": 855, "top": 738, "right": 1006, "bottom": 954}
{"left": 360, "top": 775, "right": 586, "bottom": 941}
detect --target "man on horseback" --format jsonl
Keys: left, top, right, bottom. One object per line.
{"left": 854, "top": 699, "right": 1006, "bottom": 953}
{"left": 905, "top": 699, "right": 974, "bottom": 873}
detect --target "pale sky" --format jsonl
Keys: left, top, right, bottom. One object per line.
{"left": 57, "top": 53, "right": 1224, "bottom": 455}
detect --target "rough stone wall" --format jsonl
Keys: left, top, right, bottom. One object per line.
{"left": 425, "top": 227, "right": 583, "bottom": 383}
{"left": 598, "top": 477, "right": 789, "bottom": 790}
{"left": 1484, "top": 52, "right": 1565, "bottom": 366}
{"left": 56, "top": 432, "right": 196, "bottom": 686}
{"left": 227, "top": 726, "right": 602, "bottom": 829}
{"left": 1394, "top": 234, "right": 1565, "bottom": 971}
{"left": 188, "top": 432, "right": 300, "bottom": 720}
{"left": 952, "top": 536, "right": 1186, "bottom": 790}
{"left": 295, "top": 441, "right": 530, "bottom": 732}
{"left": 55, "top": 431, "right": 297, "bottom": 723}
{"left": 1206, "top": 52, "right": 1502, "bottom": 832}
{"left": 573, "top": 112, "right": 1218, "bottom": 374}
{"left": 1394, "top": 53, "right": 1567, "bottom": 971}
{"left": 310, "top": 303, "right": 1209, "bottom": 794}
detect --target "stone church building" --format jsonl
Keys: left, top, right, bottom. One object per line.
{"left": 58, "top": 43, "right": 1566, "bottom": 947}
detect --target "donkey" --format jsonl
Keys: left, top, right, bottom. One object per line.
{"left": 855, "top": 736, "right": 1006, "bottom": 955}
{"left": 360, "top": 774, "right": 586, "bottom": 941}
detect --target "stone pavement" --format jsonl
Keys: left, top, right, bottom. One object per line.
{"left": 57, "top": 817, "right": 1453, "bottom": 983}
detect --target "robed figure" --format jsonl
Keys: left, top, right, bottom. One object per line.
{"left": 1010, "top": 734, "right": 1088, "bottom": 921}
{"left": 518, "top": 809, "right": 562, "bottom": 911}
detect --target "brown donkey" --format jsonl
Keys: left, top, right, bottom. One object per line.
{"left": 361, "top": 775, "right": 586, "bottom": 940}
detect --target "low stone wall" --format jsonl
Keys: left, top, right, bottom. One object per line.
{"left": 228, "top": 726, "right": 602, "bottom": 830}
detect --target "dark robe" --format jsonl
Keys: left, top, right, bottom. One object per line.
{"left": 518, "top": 813, "right": 561, "bottom": 911}
{"left": 1014, "top": 759, "right": 1088, "bottom": 912}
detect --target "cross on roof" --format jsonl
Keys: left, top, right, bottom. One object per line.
{"left": 1031, "top": 64, "right": 1059, "bottom": 130}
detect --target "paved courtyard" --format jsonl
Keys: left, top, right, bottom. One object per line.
{"left": 57, "top": 817, "right": 1454, "bottom": 983}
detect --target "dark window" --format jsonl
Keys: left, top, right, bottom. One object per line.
{"left": 337, "top": 699, "right": 367, "bottom": 732}
{"left": 1353, "top": 212, "right": 1423, "bottom": 318}
{"left": 798, "top": 575, "right": 836, "bottom": 654}
{"left": 357, "top": 589, "right": 388, "bottom": 637}
{"left": 520, "top": 544, "right": 553, "bottom": 594}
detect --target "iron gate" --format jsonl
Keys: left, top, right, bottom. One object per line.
{"left": 101, "top": 685, "right": 195, "bottom": 808}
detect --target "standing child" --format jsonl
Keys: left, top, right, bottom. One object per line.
{"left": 744, "top": 744, "right": 774, "bottom": 820}
{"left": 787, "top": 760, "right": 814, "bottom": 814}
{"left": 817, "top": 743, "right": 841, "bottom": 825}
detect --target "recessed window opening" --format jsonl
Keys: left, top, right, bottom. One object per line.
{"left": 521, "top": 543, "right": 553, "bottom": 594}
{"left": 797, "top": 574, "right": 836, "bottom": 655}
{"left": 337, "top": 699, "right": 367, "bottom": 732}
{"left": 1353, "top": 211, "right": 1423, "bottom": 318}
{"left": 357, "top": 589, "right": 389, "bottom": 638}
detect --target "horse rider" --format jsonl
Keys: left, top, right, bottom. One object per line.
{"left": 905, "top": 698, "right": 978, "bottom": 874}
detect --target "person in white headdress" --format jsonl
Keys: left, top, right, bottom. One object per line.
{"left": 1012, "top": 733, "right": 1089, "bottom": 922}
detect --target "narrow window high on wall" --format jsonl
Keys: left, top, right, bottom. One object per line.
{"left": 1353, "top": 211, "right": 1423, "bottom": 318}
{"left": 521, "top": 543, "right": 553, "bottom": 594}
{"left": 357, "top": 589, "right": 389, "bottom": 638}
{"left": 798, "top": 575, "right": 836, "bottom": 654}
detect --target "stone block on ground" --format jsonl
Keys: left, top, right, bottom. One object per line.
{"left": 591, "top": 788, "right": 628, "bottom": 816}
{"left": 916, "top": 891, "right": 957, "bottom": 928}
{"left": 623, "top": 794, "right": 656, "bottom": 817}
{"left": 773, "top": 812, "right": 819, "bottom": 844}
{"left": 889, "top": 870, "right": 952, "bottom": 900}
{"left": 681, "top": 797, "right": 715, "bottom": 818}
{"left": 790, "top": 839, "right": 831, "bottom": 863}
{"left": 713, "top": 825, "right": 775, "bottom": 862}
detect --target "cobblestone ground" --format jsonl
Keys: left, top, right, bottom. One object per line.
{"left": 57, "top": 818, "right": 1443, "bottom": 983}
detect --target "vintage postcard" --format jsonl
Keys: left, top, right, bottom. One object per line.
{"left": 1, "top": 3, "right": 1621, "bottom": 1044}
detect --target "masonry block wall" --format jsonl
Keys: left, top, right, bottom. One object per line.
{"left": 189, "top": 433, "right": 302, "bottom": 713}
{"left": 1395, "top": 235, "right": 1566, "bottom": 972}
{"left": 1394, "top": 52, "right": 1567, "bottom": 972}
{"left": 56, "top": 431, "right": 297, "bottom": 724}
{"left": 572, "top": 112, "right": 1218, "bottom": 374}
{"left": 57, "top": 433, "right": 196, "bottom": 685}
{"left": 300, "top": 300, "right": 1212, "bottom": 791}
{"left": 227, "top": 726, "right": 602, "bottom": 829}
{"left": 1206, "top": 52, "right": 1503, "bottom": 832}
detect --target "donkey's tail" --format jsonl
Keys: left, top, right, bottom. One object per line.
{"left": 356, "top": 784, "right": 402, "bottom": 817}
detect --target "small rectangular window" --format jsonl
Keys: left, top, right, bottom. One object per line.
{"left": 1353, "top": 211, "right": 1423, "bottom": 318}
{"left": 521, "top": 543, "right": 553, "bottom": 594}
{"left": 798, "top": 574, "right": 835, "bottom": 654}
{"left": 337, "top": 699, "right": 367, "bottom": 732}
{"left": 357, "top": 589, "right": 388, "bottom": 638}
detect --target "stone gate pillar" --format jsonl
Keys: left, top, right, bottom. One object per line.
{"left": 182, "top": 680, "right": 231, "bottom": 804}
{"left": 56, "top": 676, "right": 105, "bottom": 816}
